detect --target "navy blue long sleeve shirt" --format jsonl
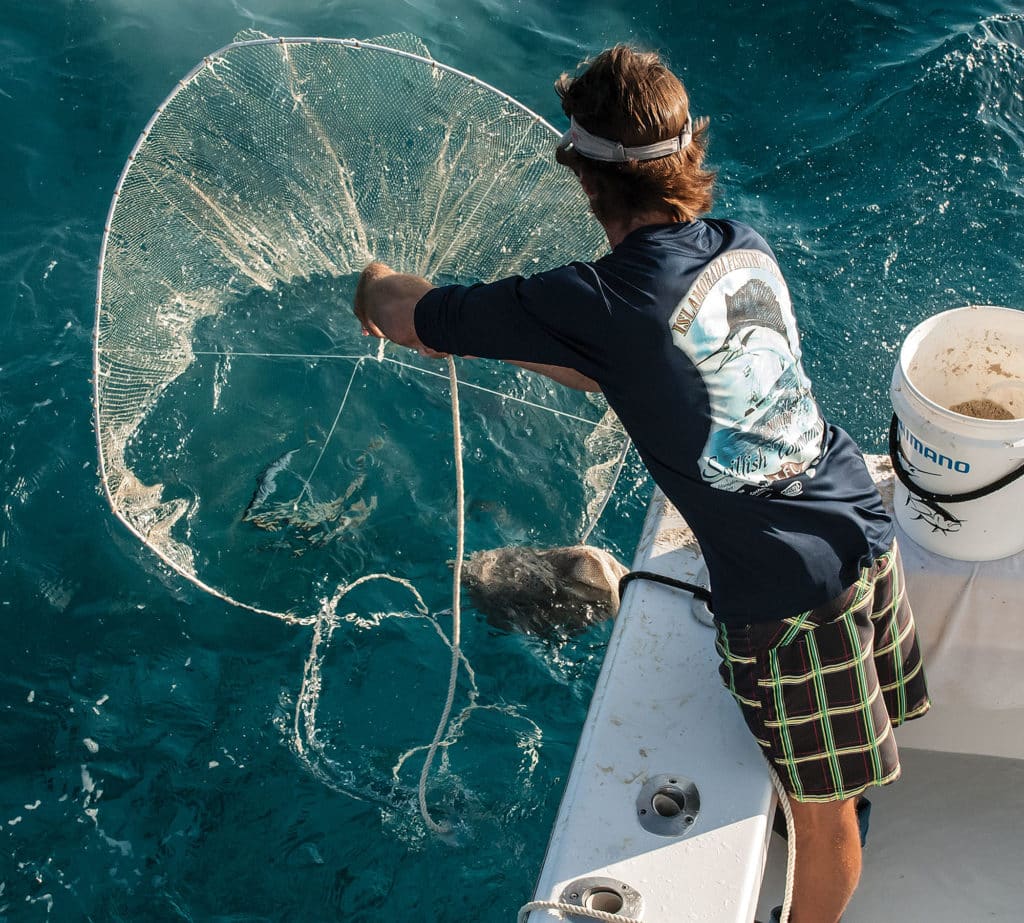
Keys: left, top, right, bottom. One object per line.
{"left": 416, "top": 219, "right": 893, "bottom": 624}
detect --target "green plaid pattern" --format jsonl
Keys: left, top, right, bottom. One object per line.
{"left": 715, "top": 540, "right": 930, "bottom": 802}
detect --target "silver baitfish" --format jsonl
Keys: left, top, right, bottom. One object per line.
{"left": 242, "top": 448, "right": 299, "bottom": 519}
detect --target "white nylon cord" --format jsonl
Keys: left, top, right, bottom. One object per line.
{"left": 769, "top": 763, "right": 796, "bottom": 923}
{"left": 517, "top": 901, "right": 644, "bottom": 923}
{"left": 417, "top": 355, "right": 466, "bottom": 834}
{"left": 188, "top": 348, "right": 622, "bottom": 432}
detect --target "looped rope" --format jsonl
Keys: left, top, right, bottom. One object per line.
{"left": 517, "top": 900, "right": 644, "bottom": 923}
{"left": 767, "top": 763, "right": 796, "bottom": 923}
{"left": 417, "top": 357, "right": 628, "bottom": 833}
{"left": 417, "top": 356, "right": 466, "bottom": 834}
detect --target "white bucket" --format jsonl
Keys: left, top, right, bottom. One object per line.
{"left": 890, "top": 305, "right": 1024, "bottom": 561}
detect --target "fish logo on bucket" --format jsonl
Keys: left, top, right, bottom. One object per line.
{"left": 894, "top": 418, "right": 967, "bottom": 535}
{"left": 904, "top": 494, "right": 963, "bottom": 535}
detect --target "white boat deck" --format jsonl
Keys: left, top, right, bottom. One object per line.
{"left": 529, "top": 459, "right": 1024, "bottom": 922}
{"left": 758, "top": 746, "right": 1024, "bottom": 922}
{"left": 823, "top": 512, "right": 1024, "bottom": 922}
{"left": 527, "top": 490, "right": 776, "bottom": 923}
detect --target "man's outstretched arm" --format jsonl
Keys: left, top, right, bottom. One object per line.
{"left": 353, "top": 262, "right": 601, "bottom": 391}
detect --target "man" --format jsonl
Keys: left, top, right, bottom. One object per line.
{"left": 354, "top": 45, "right": 929, "bottom": 923}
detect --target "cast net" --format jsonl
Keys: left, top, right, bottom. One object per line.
{"left": 93, "top": 33, "right": 627, "bottom": 819}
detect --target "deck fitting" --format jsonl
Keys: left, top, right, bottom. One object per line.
{"left": 637, "top": 773, "right": 701, "bottom": 836}
{"left": 559, "top": 876, "right": 643, "bottom": 920}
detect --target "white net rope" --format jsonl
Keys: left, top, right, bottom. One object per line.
{"left": 93, "top": 33, "right": 627, "bottom": 821}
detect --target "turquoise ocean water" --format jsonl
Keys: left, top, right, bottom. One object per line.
{"left": 2, "top": 1, "right": 1022, "bottom": 920}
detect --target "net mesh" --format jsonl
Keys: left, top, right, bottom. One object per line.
{"left": 93, "top": 32, "right": 620, "bottom": 622}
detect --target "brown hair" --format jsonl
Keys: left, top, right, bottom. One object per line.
{"left": 555, "top": 45, "right": 716, "bottom": 225}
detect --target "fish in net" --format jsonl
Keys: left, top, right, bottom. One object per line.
{"left": 92, "top": 31, "right": 631, "bottom": 823}
{"left": 461, "top": 544, "right": 629, "bottom": 640}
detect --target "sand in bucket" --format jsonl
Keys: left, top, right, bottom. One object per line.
{"left": 890, "top": 305, "right": 1024, "bottom": 560}
{"left": 949, "top": 399, "right": 1015, "bottom": 420}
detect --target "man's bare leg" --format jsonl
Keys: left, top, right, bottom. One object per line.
{"left": 786, "top": 795, "right": 862, "bottom": 923}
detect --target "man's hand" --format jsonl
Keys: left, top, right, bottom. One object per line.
{"left": 353, "top": 261, "right": 445, "bottom": 357}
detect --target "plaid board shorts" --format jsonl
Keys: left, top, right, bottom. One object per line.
{"left": 715, "top": 540, "right": 931, "bottom": 803}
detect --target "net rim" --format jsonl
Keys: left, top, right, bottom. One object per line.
{"left": 90, "top": 37, "right": 575, "bottom": 618}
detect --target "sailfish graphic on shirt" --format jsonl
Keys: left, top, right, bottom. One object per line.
{"left": 670, "top": 250, "right": 825, "bottom": 493}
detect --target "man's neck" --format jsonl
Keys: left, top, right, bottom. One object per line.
{"left": 602, "top": 210, "right": 683, "bottom": 248}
